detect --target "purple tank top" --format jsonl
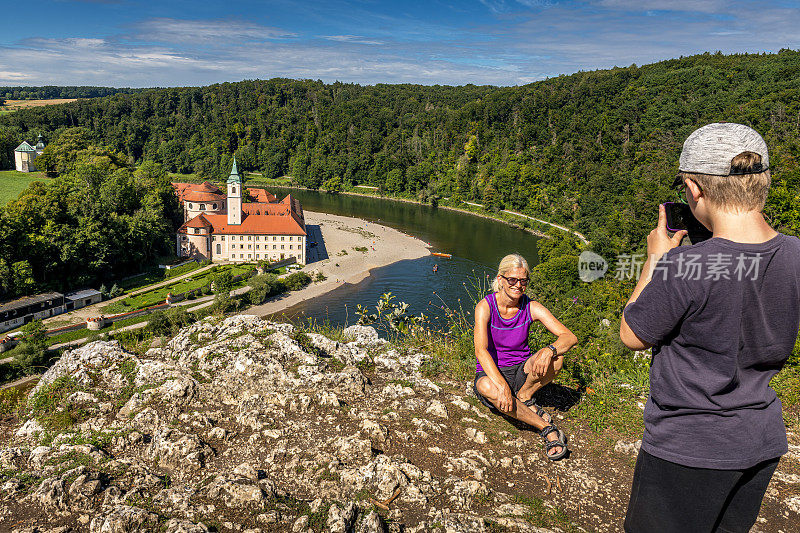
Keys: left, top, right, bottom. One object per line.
{"left": 476, "top": 292, "right": 532, "bottom": 372}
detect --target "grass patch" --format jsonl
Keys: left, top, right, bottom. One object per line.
{"left": 116, "top": 270, "right": 164, "bottom": 292}
{"left": 28, "top": 376, "right": 86, "bottom": 431}
{"left": 0, "top": 170, "right": 51, "bottom": 205}
{"left": 0, "top": 469, "right": 41, "bottom": 494}
{"left": 47, "top": 314, "right": 151, "bottom": 347}
{"left": 356, "top": 356, "right": 376, "bottom": 374}
{"left": 0, "top": 388, "right": 25, "bottom": 416}
{"left": 513, "top": 494, "right": 580, "bottom": 532}
{"left": 569, "top": 372, "right": 647, "bottom": 437}
{"left": 243, "top": 173, "right": 293, "bottom": 186}
{"left": 773, "top": 364, "right": 800, "bottom": 430}
{"left": 163, "top": 261, "right": 201, "bottom": 279}
{"left": 292, "top": 330, "right": 324, "bottom": 357}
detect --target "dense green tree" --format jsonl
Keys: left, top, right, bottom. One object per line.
{"left": 0, "top": 131, "right": 180, "bottom": 299}
{"left": 323, "top": 175, "right": 343, "bottom": 193}
{"left": 14, "top": 319, "right": 48, "bottom": 373}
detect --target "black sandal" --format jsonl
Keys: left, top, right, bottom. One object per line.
{"left": 539, "top": 424, "right": 568, "bottom": 461}
{"left": 523, "top": 399, "right": 552, "bottom": 424}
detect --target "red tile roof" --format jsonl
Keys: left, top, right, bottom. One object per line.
{"left": 172, "top": 181, "right": 223, "bottom": 202}
{"left": 248, "top": 188, "right": 277, "bottom": 203}
{"left": 184, "top": 214, "right": 212, "bottom": 228}
{"left": 179, "top": 211, "right": 305, "bottom": 236}
{"left": 183, "top": 190, "right": 225, "bottom": 202}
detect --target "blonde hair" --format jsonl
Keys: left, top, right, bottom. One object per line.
{"left": 679, "top": 152, "right": 771, "bottom": 212}
{"left": 492, "top": 253, "right": 530, "bottom": 293}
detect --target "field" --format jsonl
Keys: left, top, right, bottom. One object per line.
{"left": 244, "top": 173, "right": 292, "bottom": 186}
{"left": 0, "top": 98, "right": 78, "bottom": 115}
{"left": 0, "top": 170, "right": 51, "bottom": 204}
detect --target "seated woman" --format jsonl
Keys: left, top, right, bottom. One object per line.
{"left": 474, "top": 253, "right": 577, "bottom": 460}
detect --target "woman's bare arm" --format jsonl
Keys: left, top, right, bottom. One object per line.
{"left": 528, "top": 301, "right": 578, "bottom": 376}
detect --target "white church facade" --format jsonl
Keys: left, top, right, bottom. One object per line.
{"left": 173, "top": 159, "right": 307, "bottom": 264}
{"left": 14, "top": 135, "right": 45, "bottom": 172}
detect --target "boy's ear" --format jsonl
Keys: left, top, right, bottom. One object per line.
{"left": 685, "top": 178, "right": 703, "bottom": 202}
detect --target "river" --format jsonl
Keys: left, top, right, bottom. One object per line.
{"left": 264, "top": 189, "right": 541, "bottom": 330}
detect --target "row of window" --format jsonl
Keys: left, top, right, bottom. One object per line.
{"left": 230, "top": 244, "right": 297, "bottom": 250}
{"left": 229, "top": 253, "right": 300, "bottom": 260}
{"left": 213, "top": 235, "right": 298, "bottom": 242}
{"left": 185, "top": 234, "right": 304, "bottom": 241}
{"left": 187, "top": 202, "right": 222, "bottom": 210}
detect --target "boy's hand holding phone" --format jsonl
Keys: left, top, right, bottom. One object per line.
{"left": 648, "top": 205, "right": 687, "bottom": 263}
{"left": 663, "top": 201, "right": 713, "bottom": 245}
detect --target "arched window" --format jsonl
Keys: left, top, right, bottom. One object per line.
{"left": 200, "top": 204, "right": 206, "bottom": 210}
{"left": 188, "top": 203, "right": 193, "bottom": 209}
{"left": 213, "top": 203, "right": 218, "bottom": 209}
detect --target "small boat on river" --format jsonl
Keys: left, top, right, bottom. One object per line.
{"left": 431, "top": 252, "right": 452, "bottom": 258}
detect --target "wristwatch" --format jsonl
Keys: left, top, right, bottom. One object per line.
{"left": 547, "top": 344, "right": 558, "bottom": 357}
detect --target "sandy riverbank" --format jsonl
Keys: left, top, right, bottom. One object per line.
{"left": 245, "top": 210, "right": 430, "bottom": 317}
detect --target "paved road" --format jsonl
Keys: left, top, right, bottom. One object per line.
{"left": 462, "top": 201, "right": 589, "bottom": 245}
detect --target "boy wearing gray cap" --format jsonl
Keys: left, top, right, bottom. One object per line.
{"left": 619, "top": 123, "right": 800, "bottom": 532}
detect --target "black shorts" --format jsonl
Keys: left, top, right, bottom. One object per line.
{"left": 625, "top": 449, "right": 779, "bottom": 532}
{"left": 473, "top": 359, "right": 530, "bottom": 409}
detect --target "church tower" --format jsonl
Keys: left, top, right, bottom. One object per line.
{"left": 227, "top": 157, "right": 242, "bottom": 226}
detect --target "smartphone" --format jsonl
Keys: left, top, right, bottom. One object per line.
{"left": 662, "top": 202, "right": 712, "bottom": 243}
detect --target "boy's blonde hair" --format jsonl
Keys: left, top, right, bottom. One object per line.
{"left": 679, "top": 152, "right": 771, "bottom": 212}
{"left": 492, "top": 253, "right": 530, "bottom": 293}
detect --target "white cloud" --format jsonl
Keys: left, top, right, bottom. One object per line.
{"left": 596, "top": 0, "right": 727, "bottom": 13}
{"left": 0, "top": 36, "right": 534, "bottom": 87}
{"left": 0, "top": 70, "right": 33, "bottom": 81}
{"left": 321, "top": 35, "right": 385, "bottom": 45}
{"left": 132, "top": 18, "right": 296, "bottom": 44}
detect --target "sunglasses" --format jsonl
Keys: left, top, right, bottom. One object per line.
{"left": 500, "top": 275, "right": 529, "bottom": 287}
{"left": 672, "top": 175, "right": 703, "bottom": 201}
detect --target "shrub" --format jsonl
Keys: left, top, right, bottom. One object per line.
{"left": 211, "top": 270, "right": 234, "bottom": 293}
{"left": 284, "top": 272, "right": 311, "bottom": 291}
{"left": 147, "top": 307, "right": 194, "bottom": 336}
{"left": 109, "top": 283, "right": 123, "bottom": 298}
{"left": 247, "top": 274, "right": 285, "bottom": 305}
{"left": 211, "top": 292, "right": 235, "bottom": 315}
{"left": 13, "top": 320, "right": 48, "bottom": 373}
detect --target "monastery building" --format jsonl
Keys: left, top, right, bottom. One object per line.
{"left": 174, "top": 160, "right": 306, "bottom": 264}
{"left": 14, "top": 134, "right": 45, "bottom": 172}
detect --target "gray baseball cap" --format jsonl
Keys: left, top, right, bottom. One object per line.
{"left": 679, "top": 123, "right": 769, "bottom": 176}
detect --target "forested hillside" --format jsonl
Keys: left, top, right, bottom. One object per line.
{"left": 0, "top": 86, "right": 145, "bottom": 101}
{"left": 1, "top": 50, "right": 799, "bottom": 297}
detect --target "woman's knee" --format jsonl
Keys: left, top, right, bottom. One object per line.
{"left": 476, "top": 377, "right": 496, "bottom": 399}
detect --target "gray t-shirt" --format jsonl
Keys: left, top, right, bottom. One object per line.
{"left": 624, "top": 233, "right": 800, "bottom": 469}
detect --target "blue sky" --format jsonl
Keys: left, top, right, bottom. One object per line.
{"left": 1, "top": 0, "right": 799, "bottom": 87}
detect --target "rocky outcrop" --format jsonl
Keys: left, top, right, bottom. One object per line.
{"left": 2, "top": 314, "right": 797, "bottom": 532}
